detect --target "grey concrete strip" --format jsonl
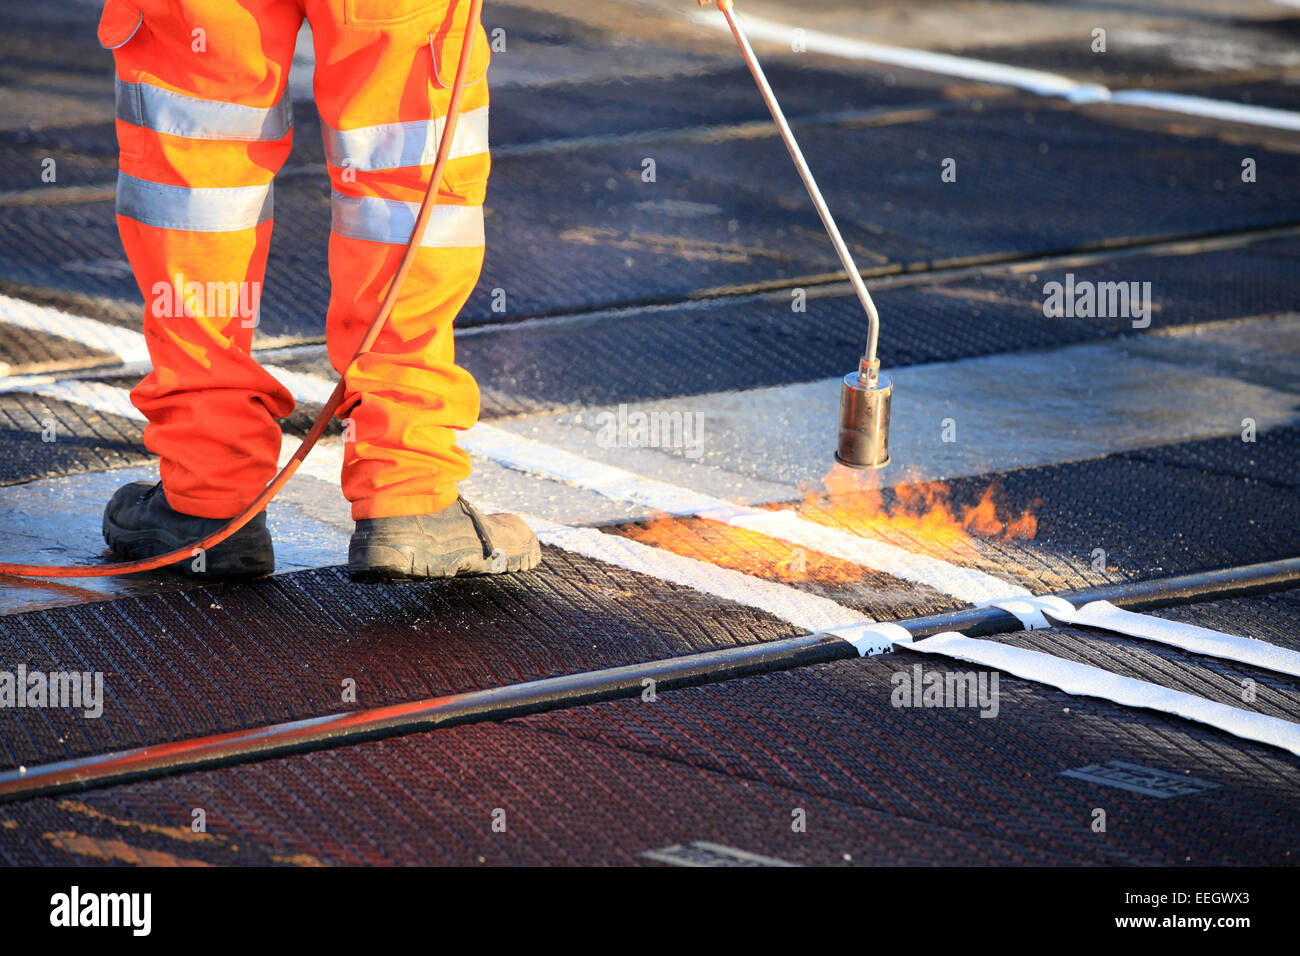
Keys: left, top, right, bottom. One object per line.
{"left": 0, "top": 465, "right": 350, "bottom": 616}
{"left": 492, "top": 315, "right": 1300, "bottom": 495}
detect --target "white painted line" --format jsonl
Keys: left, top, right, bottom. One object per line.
{"left": 1108, "top": 90, "right": 1300, "bottom": 132}
{"left": 0, "top": 294, "right": 149, "bottom": 364}
{"left": 0, "top": 296, "right": 334, "bottom": 407}
{"left": 689, "top": 10, "right": 1109, "bottom": 102}
{"left": 461, "top": 422, "right": 1030, "bottom": 603}
{"left": 1, "top": 378, "right": 147, "bottom": 422}
{"left": 1047, "top": 600, "right": 1300, "bottom": 679}
{"left": 523, "top": 515, "right": 873, "bottom": 635}
{"left": 823, "top": 620, "right": 912, "bottom": 657}
{"left": 908, "top": 631, "right": 1300, "bottom": 756}
{"left": 690, "top": 10, "right": 1300, "bottom": 131}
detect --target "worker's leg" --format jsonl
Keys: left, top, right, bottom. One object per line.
{"left": 307, "top": 0, "right": 489, "bottom": 521}
{"left": 307, "top": 1, "right": 539, "bottom": 580}
{"left": 103, "top": 0, "right": 301, "bottom": 520}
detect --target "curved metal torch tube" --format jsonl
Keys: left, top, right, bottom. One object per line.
{"left": 713, "top": 0, "right": 881, "bottom": 380}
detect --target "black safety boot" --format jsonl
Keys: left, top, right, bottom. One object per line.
{"left": 348, "top": 496, "right": 542, "bottom": 583}
{"left": 102, "top": 481, "right": 275, "bottom": 579}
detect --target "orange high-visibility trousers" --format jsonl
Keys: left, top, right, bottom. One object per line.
{"left": 98, "top": 0, "right": 490, "bottom": 520}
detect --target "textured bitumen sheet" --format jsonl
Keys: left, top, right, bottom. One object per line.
{"left": 167, "top": 234, "right": 1300, "bottom": 423}
{"left": 4, "top": 229, "right": 1295, "bottom": 484}
{"left": 487, "top": 61, "right": 953, "bottom": 148}
{"left": 3, "top": 0, "right": 1298, "bottom": 870}
{"left": 4, "top": 101, "right": 1299, "bottom": 348}
{"left": 0, "top": 390, "right": 147, "bottom": 484}
{"left": 453, "top": 234, "right": 1300, "bottom": 415}
{"left": 457, "top": 103, "right": 1300, "bottom": 322}
{"left": 929, "top": 425, "right": 1300, "bottom": 591}
{"left": 0, "top": 132, "right": 116, "bottom": 196}
{"left": 0, "top": 549, "right": 830, "bottom": 773}
{"left": 1, "top": 588, "right": 1296, "bottom": 866}
{"left": 0, "top": 320, "right": 116, "bottom": 375}
{"left": 0, "top": 719, "right": 1072, "bottom": 866}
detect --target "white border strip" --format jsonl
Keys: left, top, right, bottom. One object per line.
{"left": 0, "top": 297, "right": 333, "bottom": 408}
{"left": 1108, "top": 91, "right": 1300, "bottom": 133}
{"left": 689, "top": 11, "right": 1108, "bottom": 101}
{"left": 525, "top": 516, "right": 873, "bottom": 635}
{"left": 908, "top": 632, "right": 1300, "bottom": 755}
{"left": 0, "top": 294, "right": 149, "bottom": 364}
{"left": 1051, "top": 599, "right": 1300, "bottom": 679}
{"left": 691, "top": 10, "right": 1300, "bottom": 131}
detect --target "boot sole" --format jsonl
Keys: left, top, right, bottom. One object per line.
{"left": 347, "top": 535, "right": 542, "bottom": 583}
{"left": 102, "top": 514, "right": 275, "bottom": 579}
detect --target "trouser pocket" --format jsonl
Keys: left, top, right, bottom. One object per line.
{"left": 345, "top": 0, "right": 443, "bottom": 26}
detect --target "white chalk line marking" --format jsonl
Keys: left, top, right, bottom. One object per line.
{"left": 690, "top": 11, "right": 1300, "bottom": 131}
{"left": 524, "top": 515, "right": 872, "bottom": 635}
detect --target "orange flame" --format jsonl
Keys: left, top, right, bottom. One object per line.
{"left": 799, "top": 465, "right": 1038, "bottom": 563}
{"left": 617, "top": 465, "right": 1040, "bottom": 586}
{"left": 623, "top": 519, "right": 871, "bottom": 584}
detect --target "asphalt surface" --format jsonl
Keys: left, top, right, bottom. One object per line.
{"left": 0, "top": 0, "right": 1297, "bottom": 866}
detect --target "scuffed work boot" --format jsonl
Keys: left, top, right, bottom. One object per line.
{"left": 348, "top": 496, "right": 542, "bottom": 583}
{"left": 102, "top": 481, "right": 275, "bottom": 579}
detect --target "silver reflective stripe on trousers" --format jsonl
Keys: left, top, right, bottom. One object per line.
{"left": 116, "top": 172, "right": 274, "bottom": 232}
{"left": 331, "top": 193, "right": 485, "bottom": 247}
{"left": 116, "top": 78, "right": 293, "bottom": 142}
{"left": 321, "top": 107, "right": 489, "bottom": 172}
